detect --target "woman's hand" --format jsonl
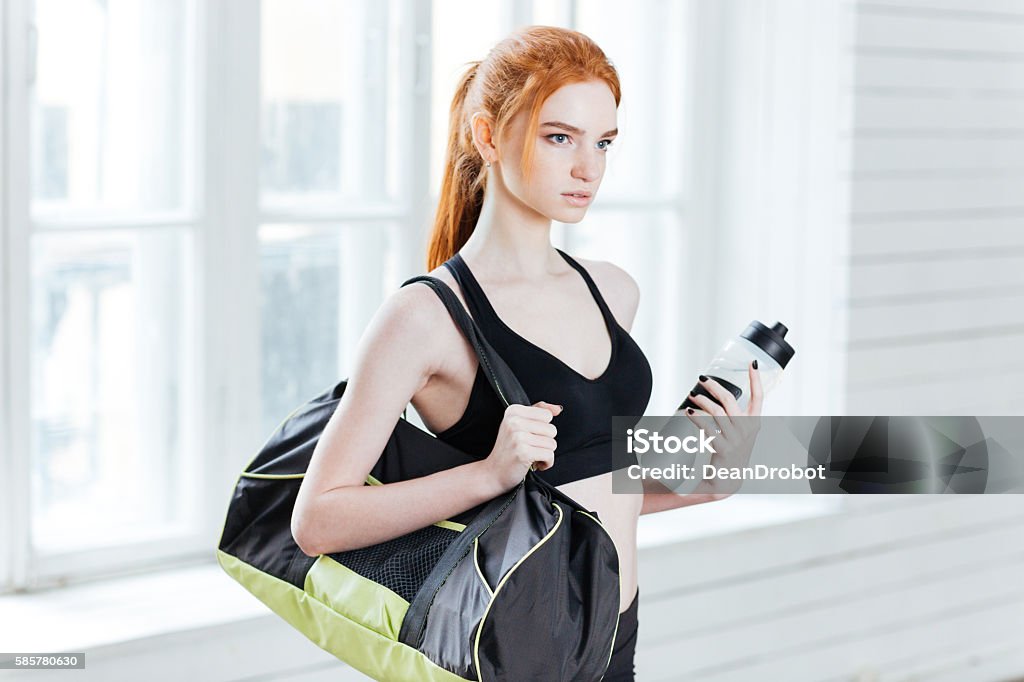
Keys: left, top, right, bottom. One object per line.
{"left": 683, "top": 361, "right": 764, "bottom": 497}
{"left": 483, "top": 401, "right": 562, "bottom": 491}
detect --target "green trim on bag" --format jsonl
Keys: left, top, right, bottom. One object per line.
{"left": 434, "top": 519, "right": 467, "bottom": 532}
{"left": 216, "top": 549, "right": 470, "bottom": 682}
{"left": 472, "top": 537, "right": 493, "bottom": 598}
{"left": 304, "top": 555, "right": 409, "bottom": 640}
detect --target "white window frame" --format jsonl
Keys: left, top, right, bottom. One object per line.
{"left": 3, "top": 0, "right": 34, "bottom": 594}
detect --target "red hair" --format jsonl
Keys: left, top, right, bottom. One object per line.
{"left": 425, "top": 25, "right": 621, "bottom": 271}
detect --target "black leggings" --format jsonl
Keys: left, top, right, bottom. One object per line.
{"left": 603, "top": 587, "right": 639, "bottom": 681}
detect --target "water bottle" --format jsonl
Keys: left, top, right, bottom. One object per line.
{"left": 678, "top": 320, "right": 796, "bottom": 413}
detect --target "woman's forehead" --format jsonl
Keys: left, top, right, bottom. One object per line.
{"left": 539, "top": 82, "right": 617, "bottom": 128}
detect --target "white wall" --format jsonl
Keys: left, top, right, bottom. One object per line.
{"left": 633, "top": 495, "right": 1024, "bottom": 681}
{"left": 843, "top": 0, "right": 1024, "bottom": 415}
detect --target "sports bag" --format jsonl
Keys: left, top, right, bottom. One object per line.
{"left": 216, "top": 266, "right": 623, "bottom": 681}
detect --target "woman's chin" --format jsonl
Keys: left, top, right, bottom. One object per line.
{"left": 556, "top": 208, "right": 588, "bottom": 223}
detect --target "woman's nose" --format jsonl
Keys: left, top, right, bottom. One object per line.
{"left": 572, "top": 153, "right": 602, "bottom": 182}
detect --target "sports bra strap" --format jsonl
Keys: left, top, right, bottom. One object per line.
{"left": 446, "top": 248, "right": 618, "bottom": 334}
{"left": 553, "top": 248, "right": 618, "bottom": 328}
{"left": 399, "top": 274, "right": 530, "bottom": 408}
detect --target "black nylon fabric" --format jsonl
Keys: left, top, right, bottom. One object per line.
{"left": 217, "top": 378, "right": 490, "bottom": 590}
{"left": 473, "top": 499, "right": 620, "bottom": 682}
{"left": 416, "top": 474, "right": 563, "bottom": 677}
{"left": 219, "top": 475, "right": 309, "bottom": 589}
{"left": 414, "top": 477, "right": 620, "bottom": 682}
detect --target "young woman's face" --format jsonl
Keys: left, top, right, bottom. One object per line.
{"left": 495, "top": 80, "right": 618, "bottom": 223}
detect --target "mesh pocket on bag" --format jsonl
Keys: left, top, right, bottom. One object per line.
{"left": 326, "top": 524, "right": 460, "bottom": 602}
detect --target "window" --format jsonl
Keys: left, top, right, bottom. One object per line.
{"left": 2, "top": 0, "right": 844, "bottom": 595}
{"left": 3, "top": 0, "right": 200, "bottom": 589}
{"left": 31, "top": 230, "right": 194, "bottom": 555}
{"left": 31, "top": 0, "right": 190, "bottom": 217}
{"left": 259, "top": 0, "right": 402, "bottom": 209}
{"left": 257, "top": 0, "right": 408, "bottom": 438}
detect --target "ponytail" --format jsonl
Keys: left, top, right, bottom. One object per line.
{"left": 426, "top": 61, "right": 487, "bottom": 271}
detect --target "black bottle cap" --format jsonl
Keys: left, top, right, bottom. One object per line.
{"left": 740, "top": 320, "right": 795, "bottom": 369}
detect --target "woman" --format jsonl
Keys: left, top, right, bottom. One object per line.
{"left": 292, "top": 25, "right": 764, "bottom": 681}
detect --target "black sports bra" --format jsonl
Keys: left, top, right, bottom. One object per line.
{"left": 433, "top": 248, "right": 653, "bottom": 486}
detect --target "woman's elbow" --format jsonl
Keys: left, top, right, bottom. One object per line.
{"left": 291, "top": 499, "right": 324, "bottom": 557}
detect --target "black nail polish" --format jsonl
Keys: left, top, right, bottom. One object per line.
{"left": 699, "top": 375, "right": 708, "bottom": 382}
{"left": 689, "top": 390, "right": 697, "bottom": 397}
{"left": 752, "top": 360, "right": 758, "bottom": 370}
{"left": 686, "top": 407, "right": 694, "bottom": 414}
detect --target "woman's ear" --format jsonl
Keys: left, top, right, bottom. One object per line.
{"left": 470, "top": 111, "right": 498, "bottom": 163}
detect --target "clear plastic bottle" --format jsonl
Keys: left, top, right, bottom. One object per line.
{"left": 678, "top": 320, "right": 796, "bottom": 413}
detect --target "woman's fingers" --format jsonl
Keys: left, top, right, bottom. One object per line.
{"left": 685, "top": 395, "right": 733, "bottom": 437}
{"left": 683, "top": 408, "right": 723, "bottom": 440}
{"left": 747, "top": 361, "right": 764, "bottom": 416}
{"left": 698, "top": 376, "right": 742, "bottom": 418}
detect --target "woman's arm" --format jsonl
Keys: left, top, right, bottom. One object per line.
{"left": 291, "top": 283, "right": 505, "bottom": 557}
{"left": 639, "top": 477, "right": 729, "bottom": 515}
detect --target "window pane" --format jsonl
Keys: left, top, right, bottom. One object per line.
{"left": 32, "top": 0, "right": 190, "bottom": 216}
{"left": 430, "top": 0, "right": 506, "bottom": 196}
{"left": 260, "top": 0, "right": 400, "bottom": 207}
{"left": 31, "top": 230, "right": 193, "bottom": 553}
{"left": 575, "top": 0, "right": 687, "bottom": 199}
{"left": 258, "top": 223, "right": 398, "bottom": 439}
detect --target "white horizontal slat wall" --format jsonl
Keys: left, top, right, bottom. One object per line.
{"left": 845, "top": 0, "right": 1024, "bottom": 415}
{"left": 632, "top": 1, "right": 1024, "bottom": 681}
{"left": 635, "top": 496, "right": 1024, "bottom": 681}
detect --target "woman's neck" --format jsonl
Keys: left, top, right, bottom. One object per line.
{"left": 459, "top": 185, "right": 563, "bottom": 280}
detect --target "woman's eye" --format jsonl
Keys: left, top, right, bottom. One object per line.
{"left": 546, "top": 134, "right": 614, "bottom": 152}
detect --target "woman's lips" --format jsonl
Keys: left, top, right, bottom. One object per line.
{"left": 561, "top": 193, "right": 593, "bottom": 207}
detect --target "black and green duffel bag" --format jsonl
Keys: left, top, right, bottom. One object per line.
{"left": 216, "top": 271, "right": 622, "bottom": 681}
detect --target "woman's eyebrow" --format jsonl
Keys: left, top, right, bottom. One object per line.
{"left": 541, "top": 121, "right": 618, "bottom": 137}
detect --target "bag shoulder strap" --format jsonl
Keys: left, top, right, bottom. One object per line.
{"left": 399, "top": 274, "right": 530, "bottom": 407}
{"left": 396, "top": 275, "right": 547, "bottom": 649}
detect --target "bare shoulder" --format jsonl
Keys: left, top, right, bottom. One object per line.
{"left": 383, "top": 265, "right": 475, "bottom": 370}
{"left": 383, "top": 266, "right": 466, "bottom": 346}
{"left": 572, "top": 255, "right": 641, "bottom": 332}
